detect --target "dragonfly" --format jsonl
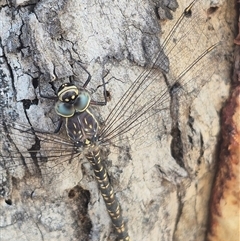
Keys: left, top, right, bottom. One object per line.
{"left": 0, "top": 0, "right": 221, "bottom": 240}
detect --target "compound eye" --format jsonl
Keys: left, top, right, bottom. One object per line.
{"left": 57, "top": 83, "right": 79, "bottom": 102}
{"left": 55, "top": 101, "right": 75, "bottom": 117}
{"left": 74, "top": 91, "right": 91, "bottom": 112}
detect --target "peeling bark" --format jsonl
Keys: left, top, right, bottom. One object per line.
{"left": 207, "top": 4, "right": 240, "bottom": 240}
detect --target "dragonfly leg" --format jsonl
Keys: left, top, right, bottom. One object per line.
{"left": 22, "top": 118, "right": 63, "bottom": 135}
{"left": 71, "top": 60, "right": 108, "bottom": 106}
{"left": 90, "top": 70, "right": 108, "bottom": 106}
{"left": 53, "top": 118, "right": 63, "bottom": 133}
{"left": 73, "top": 61, "right": 92, "bottom": 88}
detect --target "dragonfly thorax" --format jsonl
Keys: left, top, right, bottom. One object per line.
{"left": 64, "top": 110, "right": 100, "bottom": 147}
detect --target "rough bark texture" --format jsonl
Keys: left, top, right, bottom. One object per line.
{"left": 0, "top": 0, "right": 236, "bottom": 241}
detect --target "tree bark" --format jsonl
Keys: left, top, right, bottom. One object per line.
{"left": 0, "top": 0, "right": 236, "bottom": 241}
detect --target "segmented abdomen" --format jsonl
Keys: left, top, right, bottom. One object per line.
{"left": 85, "top": 145, "right": 130, "bottom": 241}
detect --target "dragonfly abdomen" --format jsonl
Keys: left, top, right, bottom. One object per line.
{"left": 85, "top": 145, "right": 130, "bottom": 241}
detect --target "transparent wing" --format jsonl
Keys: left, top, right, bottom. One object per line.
{"left": 99, "top": 0, "right": 220, "bottom": 145}
{"left": 0, "top": 121, "right": 82, "bottom": 187}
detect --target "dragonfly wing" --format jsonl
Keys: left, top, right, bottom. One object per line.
{"left": 0, "top": 121, "right": 83, "bottom": 198}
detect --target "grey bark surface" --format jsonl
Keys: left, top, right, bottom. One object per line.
{"left": 0, "top": 0, "right": 236, "bottom": 241}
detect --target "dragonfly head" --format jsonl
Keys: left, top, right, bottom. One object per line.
{"left": 57, "top": 83, "right": 79, "bottom": 103}
{"left": 55, "top": 83, "right": 91, "bottom": 117}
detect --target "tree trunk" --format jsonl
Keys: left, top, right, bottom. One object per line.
{"left": 0, "top": 0, "right": 236, "bottom": 241}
